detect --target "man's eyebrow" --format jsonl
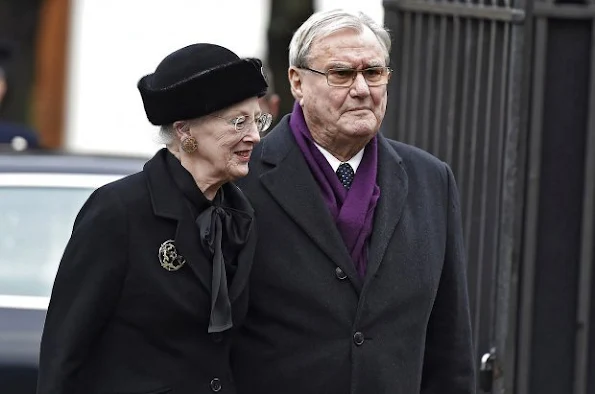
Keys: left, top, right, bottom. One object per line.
{"left": 361, "top": 61, "right": 385, "bottom": 68}
{"left": 326, "top": 62, "right": 385, "bottom": 69}
{"left": 326, "top": 62, "right": 353, "bottom": 69}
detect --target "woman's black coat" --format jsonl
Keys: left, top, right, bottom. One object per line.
{"left": 37, "top": 149, "right": 256, "bottom": 394}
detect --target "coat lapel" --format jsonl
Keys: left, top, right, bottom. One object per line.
{"left": 258, "top": 122, "right": 362, "bottom": 290}
{"left": 364, "top": 135, "right": 409, "bottom": 283}
{"left": 143, "top": 150, "right": 212, "bottom": 294}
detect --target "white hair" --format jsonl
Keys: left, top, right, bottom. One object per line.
{"left": 158, "top": 124, "right": 175, "bottom": 146}
{"left": 288, "top": 9, "right": 391, "bottom": 68}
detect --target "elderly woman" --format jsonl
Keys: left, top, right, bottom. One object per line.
{"left": 37, "top": 43, "right": 270, "bottom": 394}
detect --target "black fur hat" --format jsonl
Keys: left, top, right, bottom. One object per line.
{"left": 137, "top": 43, "right": 268, "bottom": 126}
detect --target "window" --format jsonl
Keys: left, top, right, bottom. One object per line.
{"left": 0, "top": 186, "right": 93, "bottom": 298}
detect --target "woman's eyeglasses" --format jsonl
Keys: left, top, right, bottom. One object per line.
{"left": 300, "top": 66, "right": 392, "bottom": 87}
{"left": 209, "top": 112, "right": 273, "bottom": 134}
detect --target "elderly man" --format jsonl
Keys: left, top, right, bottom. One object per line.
{"left": 232, "top": 9, "right": 476, "bottom": 394}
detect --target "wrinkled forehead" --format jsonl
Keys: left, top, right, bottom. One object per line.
{"left": 308, "top": 27, "right": 387, "bottom": 67}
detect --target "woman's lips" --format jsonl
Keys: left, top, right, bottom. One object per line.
{"left": 235, "top": 150, "right": 252, "bottom": 162}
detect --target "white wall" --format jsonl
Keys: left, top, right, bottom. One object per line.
{"left": 64, "top": 0, "right": 384, "bottom": 157}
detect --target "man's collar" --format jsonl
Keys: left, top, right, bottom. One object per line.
{"left": 312, "top": 141, "right": 365, "bottom": 173}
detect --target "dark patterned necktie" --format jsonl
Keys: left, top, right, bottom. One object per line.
{"left": 336, "top": 163, "right": 355, "bottom": 189}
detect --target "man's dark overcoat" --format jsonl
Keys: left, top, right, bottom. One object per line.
{"left": 232, "top": 116, "right": 476, "bottom": 394}
{"left": 37, "top": 149, "right": 256, "bottom": 394}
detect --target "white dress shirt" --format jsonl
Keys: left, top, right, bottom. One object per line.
{"left": 313, "top": 142, "right": 364, "bottom": 173}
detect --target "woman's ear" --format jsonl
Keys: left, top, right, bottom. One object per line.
{"left": 288, "top": 67, "right": 304, "bottom": 103}
{"left": 173, "top": 120, "right": 191, "bottom": 140}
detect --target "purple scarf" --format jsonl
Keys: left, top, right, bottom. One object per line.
{"left": 289, "top": 101, "right": 381, "bottom": 277}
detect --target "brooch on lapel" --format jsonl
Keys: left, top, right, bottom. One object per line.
{"left": 158, "top": 240, "right": 186, "bottom": 271}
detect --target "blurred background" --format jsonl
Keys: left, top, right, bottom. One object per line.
{"left": 0, "top": 0, "right": 594, "bottom": 394}
{"left": 0, "top": 0, "right": 383, "bottom": 155}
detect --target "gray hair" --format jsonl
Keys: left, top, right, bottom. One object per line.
{"left": 158, "top": 124, "right": 175, "bottom": 146}
{"left": 288, "top": 9, "right": 391, "bottom": 68}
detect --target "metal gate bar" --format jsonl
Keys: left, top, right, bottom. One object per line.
{"left": 573, "top": 17, "right": 595, "bottom": 394}
{"left": 515, "top": 10, "right": 547, "bottom": 393}
{"left": 384, "top": 0, "right": 517, "bottom": 375}
{"left": 391, "top": 0, "right": 525, "bottom": 22}
{"left": 384, "top": 0, "right": 595, "bottom": 391}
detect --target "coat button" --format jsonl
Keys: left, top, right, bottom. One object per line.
{"left": 211, "top": 332, "right": 223, "bottom": 343}
{"left": 335, "top": 267, "right": 347, "bottom": 280}
{"left": 210, "top": 377, "right": 222, "bottom": 392}
{"left": 353, "top": 331, "right": 365, "bottom": 346}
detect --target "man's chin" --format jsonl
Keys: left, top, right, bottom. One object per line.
{"left": 341, "top": 121, "right": 379, "bottom": 137}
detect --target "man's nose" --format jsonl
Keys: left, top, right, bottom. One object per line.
{"left": 350, "top": 73, "right": 371, "bottom": 96}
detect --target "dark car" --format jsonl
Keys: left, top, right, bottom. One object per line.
{"left": 0, "top": 148, "right": 147, "bottom": 393}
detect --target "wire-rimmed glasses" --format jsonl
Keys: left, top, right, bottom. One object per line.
{"left": 301, "top": 66, "right": 392, "bottom": 87}
{"left": 209, "top": 112, "right": 273, "bottom": 134}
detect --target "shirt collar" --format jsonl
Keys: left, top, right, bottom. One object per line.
{"left": 313, "top": 142, "right": 365, "bottom": 173}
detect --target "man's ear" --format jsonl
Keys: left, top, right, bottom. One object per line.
{"left": 288, "top": 67, "right": 304, "bottom": 102}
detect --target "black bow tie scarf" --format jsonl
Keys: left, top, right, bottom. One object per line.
{"left": 195, "top": 205, "right": 252, "bottom": 333}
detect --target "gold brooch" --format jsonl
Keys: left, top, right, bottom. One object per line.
{"left": 158, "top": 240, "right": 186, "bottom": 271}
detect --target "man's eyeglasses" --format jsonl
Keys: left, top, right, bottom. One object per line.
{"left": 301, "top": 66, "right": 392, "bottom": 87}
{"left": 209, "top": 112, "right": 273, "bottom": 134}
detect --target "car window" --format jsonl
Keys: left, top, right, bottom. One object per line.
{"left": 0, "top": 186, "right": 94, "bottom": 298}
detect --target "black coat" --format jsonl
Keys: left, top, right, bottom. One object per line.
{"left": 231, "top": 116, "right": 476, "bottom": 394}
{"left": 37, "top": 149, "right": 256, "bottom": 394}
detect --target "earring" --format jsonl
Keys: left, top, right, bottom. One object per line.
{"left": 181, "top": 136, "right": 198, "bottom": 153}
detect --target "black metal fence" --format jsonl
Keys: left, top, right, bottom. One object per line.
{"left": 382, "top": 0, "right": 595, "bottom": 392}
